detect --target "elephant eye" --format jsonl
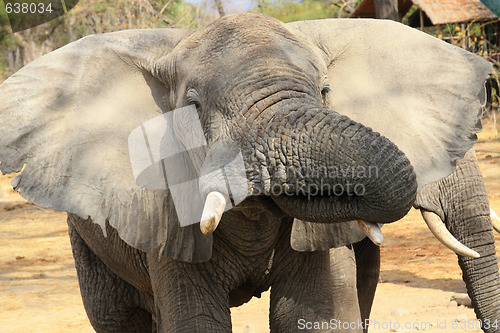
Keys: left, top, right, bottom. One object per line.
{"left": 188, "top": 99, "right": 201, "bottom": 109}
{"left": 321, "top": 87, "right": 330, "bottom": 97}
{"left": 186, "top": 88, "right": 201, "bottom": 109}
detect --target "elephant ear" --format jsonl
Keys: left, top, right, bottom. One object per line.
{"left": 287, "top": 19, "right": 491, "bottom": 250}
{"left": 0, "top": 28, "right": 213, "bottom": 262}
{"left": 288, "top": 19, "right": 491, "bottom": 187}
{"left": 291, "top": 219, "right": 366, "bottom": 251}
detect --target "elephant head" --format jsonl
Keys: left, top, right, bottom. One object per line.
{"left": 0, "top": 14, "right": 490, "bottom": 265}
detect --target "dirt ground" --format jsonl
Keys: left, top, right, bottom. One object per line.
{"left": 0, "top": 132, "right": 499, "bottom": 332}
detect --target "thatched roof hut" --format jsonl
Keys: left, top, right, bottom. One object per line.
{"left": 350, "top": 0, "right": 498, "bottom": 25}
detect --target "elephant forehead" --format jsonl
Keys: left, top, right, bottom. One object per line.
{"left": 178, "top": 14, "right": 310, "bottom": 61}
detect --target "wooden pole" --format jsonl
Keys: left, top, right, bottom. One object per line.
{"left": 419, "top": 8, "right": 424, "bottom": 30}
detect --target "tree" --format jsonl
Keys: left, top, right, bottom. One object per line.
{"left": 374, "top": 0, "right": 399, "bottom": 21}
{"left": 0, "top": 0, "right": 217, "bottom": 79}
{"left": 254, "top": 0, "right": 343, "bottom": 22}
{"left": 213, "top": 0, "right": 225, "bottom": 16}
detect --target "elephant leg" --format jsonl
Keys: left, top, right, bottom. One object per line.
{"left": 68, "top": 220, "right": 154, "bottom": 333}
{"left": 146, "top": 254, "right": 231, "bottom": 333}
{"left": 353, "top": 237, "right": 380, "bottom": 328}
{"left": 270, "top": 225, "right": 335, "bottom": 333}
{"left": 330, "top": 245, "right": 363, "bottom": 333}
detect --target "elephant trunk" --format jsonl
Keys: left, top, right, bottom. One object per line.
{"left": 445, "top": 152, "right": 500, "bottom": 332}
{"left": 458, "top": 215, "right": 500, "bottom": 333}
{"left": 251, "top": 102, "right": 418, "bottom": 224}
{"left": 416, "top": 150, "right": 500, "bottom": 332}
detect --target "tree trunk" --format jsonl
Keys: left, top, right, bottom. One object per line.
{"left": 374, "top": 0, "right": 399, "bottom": 21}
{"left": 7, "top": 50, "right": 15, "bottom": 72}
{"left": 214, "top": 0, "right": 225, "bottom": 17}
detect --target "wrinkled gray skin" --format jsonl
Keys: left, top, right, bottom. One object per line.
{"left": 331, "top": 149, "right": 500, "bottom": 333}
{"left": 416, "top": 150, "right": 500, "bottom": 333}
{"left": 0, "top": 14, "right": 493, "bottom": 332}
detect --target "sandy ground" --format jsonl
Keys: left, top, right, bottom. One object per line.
{"left": 0, "top": 135, "right": 499, "bottom": 332}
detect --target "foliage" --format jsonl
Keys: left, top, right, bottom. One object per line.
{"left": 64, "top": 0, "right": 216, "bottom": 39}
{"left": 481, "top": 0, "right": 500, "bottom": 17}
{"left": 0, "top": 0, "right": 11, "bottom": 80}
{"left": 0, "top": 0, "right": 218, "bottom": 80}
{"left": 0, "top": 1, "right": 9, "bottom": 42}
{"left": 253, "top": 0, "right": 347, "bottom": 22}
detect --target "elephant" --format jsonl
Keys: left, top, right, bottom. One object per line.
{"left": 0, "top": 13, "right": 493, "bottom": 332}
{"left": 328, "top": 148, "right": 500, "bottom": 333}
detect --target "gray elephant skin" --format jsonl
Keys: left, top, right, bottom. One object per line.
{"left": 331, "top": 149, "right": 500, "bottom": 333}
{"left": 0, "top": 14, "right": 494, "bottom": 332}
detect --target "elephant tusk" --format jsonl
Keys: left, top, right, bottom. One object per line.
{"left": 421, "top": 210, "right": 480, "bottom": 258}
{"left": 355, "top": 220, "right": 384, "bottom": 246}
{"left": 490, "top": 208, "right": 500, "bottom": 234}
{"left": 200, "top": 191, "right": 226, "bottom": 235}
